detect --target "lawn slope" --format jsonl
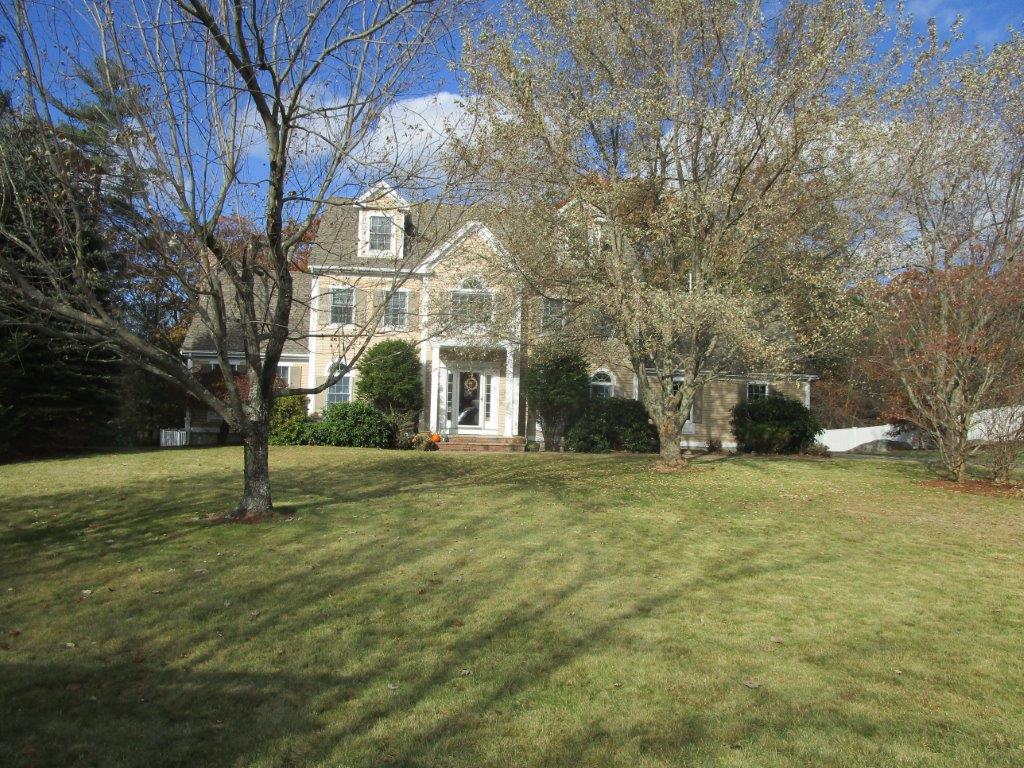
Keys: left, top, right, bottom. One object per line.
{"left": 1, "top": 448, "right": 1022, "bottom": 767}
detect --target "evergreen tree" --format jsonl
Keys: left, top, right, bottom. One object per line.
{"left": 0, "top": 107, "right": 122, "bottom": 458}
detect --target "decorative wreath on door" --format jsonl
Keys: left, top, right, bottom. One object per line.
{"left": 463, "top": 374, "right": 479, "bottom": 393}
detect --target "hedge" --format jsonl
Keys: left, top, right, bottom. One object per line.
{"left": 564, "top": 397, "right": 659, "bottom": 453}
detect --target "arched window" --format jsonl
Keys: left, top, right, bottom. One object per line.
{"left": 590, "top": 370, "right": 614, "bottom": 398}
{"left": 451, "top": 276, "right": 493, "bottom": 326}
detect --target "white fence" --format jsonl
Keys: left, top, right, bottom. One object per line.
{"left": 159, "top": 429, "right": 189, "bottom": 447}
{"left": 968, "top": 406, "right": 1024, "bottom": 442}
{"left": 818, "top": 424, "right": 911, "bottom": 453}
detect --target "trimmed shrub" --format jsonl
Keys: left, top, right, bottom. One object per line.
{"left": 523, "top": 344, "right": 591, "bottom": 450}
{"left": 731, "top": 394, "right": 821, "bottom": 454}
{"left": 564, "top": 411, "right": 614, "bottom": 453}
{"left": 565, "top": 397, "right": 659, "bottom": 454}
{"left": 269, "top": 395, "right": 312, "bottom": 445}
{"left": 311, "top": 401, "right": 395, "bottom": 448}
{"left": 356, "top": 340, "right": 423, "bottom": 417}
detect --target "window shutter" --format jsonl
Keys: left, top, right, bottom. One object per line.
{"left": 691, "top": 385, "right": 703, "bottom": 424}
{"left": 289, "top": 366, "right": 301, "bottom": 389}
{"left": 407, "top": 289, "right": 420, "bottom": 331}
{"left": 318, "top": 283, "right": 331, "bottom": 323}
{"left": 354, "top": 287, "right": 367, "bottom": 324}
{"left": 376, "top": 290, "right": 388, "bottom": 324}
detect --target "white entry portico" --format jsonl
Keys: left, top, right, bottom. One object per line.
{"left": 428, "top": 342, "right": 520, "bottom": 437}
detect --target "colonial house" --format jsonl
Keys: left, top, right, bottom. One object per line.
{"left": 179, "top": 183, "right": 815, "bottom": 450}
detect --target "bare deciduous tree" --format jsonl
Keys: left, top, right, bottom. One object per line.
{"left": 0, "top": 0, "right": 470, "bottom": 518}
{"left": 461, "top": 0, "right": 898, "bottom": 459}
{"left": 876, "top": 31, "right": 1024, "bottom": 482}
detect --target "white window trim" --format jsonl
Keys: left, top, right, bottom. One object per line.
{"left": 541, "top": 297, "right": 566, "bottom": 331}
{"left": 451, "top": 276, "right": 494, "bottom": 327}
{"left": 359, "top": 209, "right": 402, "bottom": 258}
{"left": 368, "top": 214, "right": 393, "bottom": 252}
{"left": 328, "top": 286, "right": 356, "bottom": 327}
{"left": 325, "top": 361, "right": 355, "bottom": 405}
{"left": 380, "top": 288, "right": 411, "bottom": 331}
{"left": 746, "top": 381, "right": 771, "bottom": 401}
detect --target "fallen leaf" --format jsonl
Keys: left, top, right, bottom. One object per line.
{"left": 742, "top": 680, "right": 760, "bottom": 689}
{"left": 770, "top": 636, "right": 785, "bottom": 644}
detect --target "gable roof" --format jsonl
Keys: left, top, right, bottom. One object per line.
{"left": 180, "top": 270, "right": 312, "bottom": 357}
{"left": 355, "top": 181, "right": 410, "bottom": 210}
{"left": 415, "top": 220, "right": 509, "bottom": 275}
{"left": 307, "top": 197, "right": 496, "bottom": 274}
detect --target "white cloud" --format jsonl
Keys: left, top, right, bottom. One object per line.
{"left": 237, "top": 89, "right": 473, "bottom": 179}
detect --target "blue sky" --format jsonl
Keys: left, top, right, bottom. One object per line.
{"left": 4, "top": 0, "right": 1019, "bottom": 212}
{"left": 904, "top": 0, "right": 1023, "bottom": 50}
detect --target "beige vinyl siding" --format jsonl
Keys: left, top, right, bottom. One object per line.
{"left": 688, "top": 378, "right": 807, "bottom": 445}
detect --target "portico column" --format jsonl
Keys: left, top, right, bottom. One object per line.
{"left": 429, "top": 345, "right": 442, "bottom": 432}
{"left": 504, "top": 344, "right": 519, "bottom": 436}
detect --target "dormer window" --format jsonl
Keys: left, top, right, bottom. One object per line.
{"left": 369, "top": 215, "right": 392, "bottom": 252}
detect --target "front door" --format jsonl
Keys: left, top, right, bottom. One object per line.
{"left": 457, "top": 371, "right": 483, "bottom": 429}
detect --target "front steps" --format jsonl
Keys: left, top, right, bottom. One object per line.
{"left": 437, "top": 435, "right": 527, "bottom": 453}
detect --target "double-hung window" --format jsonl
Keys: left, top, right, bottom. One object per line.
{"left": 331, "top": 288, "right": 354, "bottom": 325}
{"left": 746, "top": 382, "right": 769, "bottom": 401}
{"left": 382, "top": 291, "right": 408, "bottom": 330}
{"left": 541, "top": 297, "right": 565, "bottom": 332}
{"left": 369, "top": 215, "right": 392, "bottom": 251}
{"left": 327, "top": 374, "right": 352, "bottom": 404}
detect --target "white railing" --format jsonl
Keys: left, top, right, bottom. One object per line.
{"left": 160, "top": 429, "right": 188, "bottom": 447}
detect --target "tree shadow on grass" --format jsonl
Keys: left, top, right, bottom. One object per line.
{"left": 0, "top": 660, "right": 343, "bottom": 768}
{"left": 2, "top": 449, "right": 887, "bottom": 767}
{"left": 2, "top": 547, "right": 819, "bottom": 768}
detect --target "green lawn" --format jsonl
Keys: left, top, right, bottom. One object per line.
{"left": 1, "top": 448, "right": 1022, "bottom": 767}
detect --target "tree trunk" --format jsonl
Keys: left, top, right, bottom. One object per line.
{"left": 657, "top": 417, "right": 683, "bottom": 460}
{"left": 938, "top": 434, "right": 968, "bottom": 483}
{"left": 947, "top": 451, "right": 967, "bottom": 483}
{"left": 236, "top": 427, "right": 273, "bottom": 519}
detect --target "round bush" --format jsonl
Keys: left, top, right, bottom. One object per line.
{"left": 269, "top": 395, "right": 312, "bottom": 445}
{"left": 311, "top": 401, "right": 395, "bottom": 448}
{"left": 564, "top": 411, "right": 614, "bottom": 453}
{"left": 731, "top": 394, "right": 821, "bottom": 454}
{"left": 565, "top": 397, "right": 659, "bottom": 454}
{"left": 356, "top": 340, "right": 423, "bottom": 417}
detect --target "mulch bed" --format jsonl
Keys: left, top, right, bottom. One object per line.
{"left": 920, "top": 479, "right": 1024, "bottom": 498}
